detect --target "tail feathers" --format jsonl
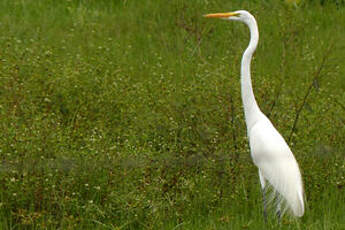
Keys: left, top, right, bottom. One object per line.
{"left": 260, "top": 162, "right": 305, "bottom": 217}
{"left": 293, "top": 190, "right": 304, "bottom": 217}
{"left": 263, "top": 182, "right": 304, "bottom": 217}
{"left": 282, "top": 171, "right": 304, "bottom": 217}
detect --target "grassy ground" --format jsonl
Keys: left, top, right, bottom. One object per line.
{"left": 0, "top": 0, "right": 344, "bottom": 229}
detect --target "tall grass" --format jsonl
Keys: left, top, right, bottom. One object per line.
{"left": 0, "top": 0, "right": 344, "bottom": 229}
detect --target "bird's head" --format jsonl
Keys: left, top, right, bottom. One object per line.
{"left": 204, "top": 10, "right": 254, "bottom": 24}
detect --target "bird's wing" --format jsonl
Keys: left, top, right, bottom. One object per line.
{"left": 249, "top": 119, "right": 304, "bottom": 217}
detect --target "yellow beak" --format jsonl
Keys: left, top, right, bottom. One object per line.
{"left": 204, "top": 12, "right": 239, "bottom": 19}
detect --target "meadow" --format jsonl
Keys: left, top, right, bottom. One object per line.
{"left": 0, "top": 0, "right": 344, "bottom": 229}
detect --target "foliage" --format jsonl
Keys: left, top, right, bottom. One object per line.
{"left": 0, "top": 0, "right": 344, "bottom": 229}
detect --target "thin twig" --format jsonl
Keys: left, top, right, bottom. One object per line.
{"left": 288, "top": 43, "right": 335, "bottom": 143}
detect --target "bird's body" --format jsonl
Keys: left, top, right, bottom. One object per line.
{"left": 250, "top": 115, "right": 304, "bottom": 217}
{"left": 205, "top": 10, "right": 304, "bottom": 218}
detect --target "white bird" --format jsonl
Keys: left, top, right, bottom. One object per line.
{"left": 204, "top": 10, "right": 304, "bottom": 219}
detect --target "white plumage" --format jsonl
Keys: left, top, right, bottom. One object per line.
{"left": 250, "top": 115, "right": 304, "bottom": 217}
{"left": 205, "top": 10, "right": 305, "bottom": 218}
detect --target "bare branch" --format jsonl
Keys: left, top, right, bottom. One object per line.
{"left": 288, "top": 42, "right": 335, "bottom": 143}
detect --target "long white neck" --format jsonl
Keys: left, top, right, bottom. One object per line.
{"left": 241, "top": 17, "right": 262, "bottom": 131}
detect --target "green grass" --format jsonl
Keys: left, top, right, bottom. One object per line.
{"left": 0, "top": 0, "right": 344, "bottom": 229}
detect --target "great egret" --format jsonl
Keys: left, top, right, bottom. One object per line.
{"left": 204, "top": 11, "right": 304, "bottom": 219}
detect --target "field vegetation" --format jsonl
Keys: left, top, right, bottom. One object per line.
{"left": 0, "top": 0, "right": 344, "bottom": 229}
